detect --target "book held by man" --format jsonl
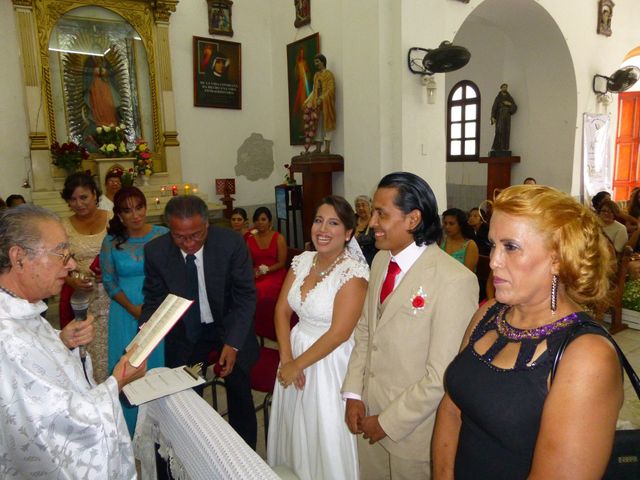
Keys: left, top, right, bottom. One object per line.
{"left": 126, "top": 293, "right": 193, "bottom": 368}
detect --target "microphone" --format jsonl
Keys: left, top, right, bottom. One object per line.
{"left": 70, "top": 290, "right": 90, "bottom": 359}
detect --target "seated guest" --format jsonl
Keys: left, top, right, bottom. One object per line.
{"left": 0, "top": 197, "right": 6, "bottom": 210}
{"left": 523, "top": 177, "right": 537, "bottom": 185}
{"left": 5, "top": 194, "right": 25, "bottom": 207}
{"left": 230, "top": 207, "right": 251, "bottom": 239}
{"left": 432, "top": 185, "right": 623, "bottom": 479}
{"left": 626, "top": 187, "right": 640, "bottom": 219}
{"left": 441, "top": 208, "right": 479, "bottom": 271}
{"left": 98, "top": 169, "right": 122, "bottom": 212}
{"left": 353, "top": 194, "right": 378, "bottom": 266}
{"left": 247, "top": 207, "right": 287, "bottom": 305}
{"left": 598, "top": 199, "right": 628, "bottom": 253}
{"left": 591, "top": 190, "right": 611, "bottom": 212}
{"left": 100, "top": 186, "right": 168, "bottom": 435}
{"left": 0, "top": 204, "right": 145, "bottom": 477}
{"left": 468, "top": 207, "right": 491, "bottom": 256}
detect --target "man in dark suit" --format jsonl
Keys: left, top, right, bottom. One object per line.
{"left": 141, "top": 195, "right": 258, "bottom": 449}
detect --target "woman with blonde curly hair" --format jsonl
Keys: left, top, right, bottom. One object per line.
{"left": 432, "top": 185, "right": 623, "bottom": 479}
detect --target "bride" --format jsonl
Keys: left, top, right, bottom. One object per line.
{"left": 267, "top": 195, "right": 369, "bottom": 480}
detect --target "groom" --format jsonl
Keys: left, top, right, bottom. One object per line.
{"left": 342, "top": 172, "right": 478, "bottom": 479}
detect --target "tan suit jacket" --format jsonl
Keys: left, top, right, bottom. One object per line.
{"left": 342, "top": 245, "right": 478, "bottom": 461}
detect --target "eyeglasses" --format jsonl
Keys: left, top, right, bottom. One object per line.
{"left": 47, "top": 251, "right": 76, "bottom": 266}
{"left": 23, "top": 247, "right": 76, "bottom": 266}
{"left": 171, "top": 229, "right": 207, "bottom": 244}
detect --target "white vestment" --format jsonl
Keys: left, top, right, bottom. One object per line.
{"left": 0, "top": 291, "right": 136, "bottom": 479}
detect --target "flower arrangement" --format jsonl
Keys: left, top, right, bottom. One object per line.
{"left": 121, "top": 168, "right": 136, "bottom": 188}
{"left": 133, "top": 140, "right": 153, "bottom": 176}
{"left": 50, "top": 140, "right": 89, "bottom": 173}
{"left": 95, "top": 124, "right": 128, "bottom": 158}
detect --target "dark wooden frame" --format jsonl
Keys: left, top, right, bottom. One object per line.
{"left": 207, "top": 0, "right": 234, "bottom": 37}
{"left": 597, "top": 0, "right": 614, "bottom": 37}
{"left": 294, "top": 0, "right": 311, "bottom": 28}
{"left": 286, "top": 33, "right": 320, "bottom": 145}
{"left": 446, "top": 80, "right": 481, "bottom": 162}
{"left": 193, "top": 36, "right": 241, "bottom": 109}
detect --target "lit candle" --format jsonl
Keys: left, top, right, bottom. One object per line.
{"left": 160, "top": 186, "right": 166, "bottom": 196}
{"left": 155, "top": 197, "right": 160, "bottom": 206}
{"left": 192, "top": 187, "right": 199, "bottom": 194}
{"left": 184, "top": 184, "right": 191, "bottom": 195}
{"left": 171, "top": 185, "right": 178, "bottom": 196}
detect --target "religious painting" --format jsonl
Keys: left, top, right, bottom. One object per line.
{"left": 193, "top": 36, "right": 241, "bottom": 109}
{"left": 48, "top": 10, "right": 151, "bottom": 152}
{"left": 597, "top": 0, "right": 614, "bottom": 37}
{"left": 286, "top": 33, "right": 320, "bottom": 145}
{"left": 207, "top": 0, "right": 234, "bottom": 37}
{"left": 294, "top": 0, "right": 311, "bottom": 28}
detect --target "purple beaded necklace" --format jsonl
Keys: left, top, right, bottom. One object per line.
{"left": 495, "top": 305, "right": 580, "bottom": 341}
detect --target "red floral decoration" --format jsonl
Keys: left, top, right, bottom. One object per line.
{"left": 412, "top": 296, "right": 425, "bottom": 309}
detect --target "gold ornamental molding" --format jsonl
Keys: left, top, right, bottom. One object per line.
{"left": 21, "top": 0, "right": 180, "bottom": 170}
{"left": 163, "top": 131, "right": 180, "bottom": 147}
{"left": 29, "top": 132, "right": 49, "bottom": 150}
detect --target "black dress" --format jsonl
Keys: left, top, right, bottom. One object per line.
{"left": 445, "top": 303, "right": 607, "bottom": 479}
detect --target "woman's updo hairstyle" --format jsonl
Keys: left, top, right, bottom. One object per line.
{"left": 491, "top": 185, "right": 614, "bottom": 311}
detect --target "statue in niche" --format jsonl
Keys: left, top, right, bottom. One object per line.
{"left": 489, "top": 83, "right": 517, "bottom": 156}
{"left": 304, "top": 53, "right": 336, "bottom": 154}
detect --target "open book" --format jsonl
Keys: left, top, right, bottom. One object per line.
{"left": 126, "top": 294, "right": 193, "bottom": 367}
{"left": 123, "top": 366, "right": 205, "bottom": 405}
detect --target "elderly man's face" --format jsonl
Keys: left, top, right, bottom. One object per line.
{"left": 20, "top": 220, "right": 75, "bottom": 302}
{"left": 168, "top": 215, "right": 209, "bottom": 255}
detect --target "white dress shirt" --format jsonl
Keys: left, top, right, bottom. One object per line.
{"left": 180, "top": 246, "right": 214, "bottom": 324}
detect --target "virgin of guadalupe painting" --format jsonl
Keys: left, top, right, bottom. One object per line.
{"left": 49, "top": 13, "right": 149, "bottom": 153}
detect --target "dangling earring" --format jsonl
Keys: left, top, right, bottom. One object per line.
{"left": 550, "top": 274, "right": 559, "bottom": 313}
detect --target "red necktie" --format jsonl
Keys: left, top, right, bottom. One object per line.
{"left": 380, "top": 260, "right": 401, "bottom": 303}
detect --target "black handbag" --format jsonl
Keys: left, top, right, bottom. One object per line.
{"left": 551, "top": 320, "right": 640, "bottom": 480}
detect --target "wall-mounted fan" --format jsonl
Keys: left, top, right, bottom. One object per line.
{"left": 407, "top": 41, "right": 471, "bottom": 76}
{"left": 592, "top": 66, "right": 640, "bottom": 95}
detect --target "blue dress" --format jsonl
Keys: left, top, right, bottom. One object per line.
{"left": 100, "top": 224, "right": 168, "bottom": 434}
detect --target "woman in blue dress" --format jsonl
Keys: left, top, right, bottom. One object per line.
{"left": 100, "top": 186, "right": 168, "bottom": 434}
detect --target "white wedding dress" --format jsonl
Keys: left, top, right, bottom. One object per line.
{"left": 267, "top": 250, "right": 369, "bottom": 480}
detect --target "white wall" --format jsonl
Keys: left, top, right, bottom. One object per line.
{"left": 0, "top": 1, "right": 32, "bottom": 201}
{"left": 2, "top": 0, "right": 640, "bottom": 207}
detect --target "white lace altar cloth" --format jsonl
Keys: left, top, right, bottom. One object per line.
{"left": 133, "top": 369, "right": 282, "bottom": 480}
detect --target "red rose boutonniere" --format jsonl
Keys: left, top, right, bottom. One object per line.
{"left": 410, "top": 286, "right": 427, "bottom": 315}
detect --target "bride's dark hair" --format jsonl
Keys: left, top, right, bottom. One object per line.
{"left": 316, "top": 196, "right": 356, "bottom": 234}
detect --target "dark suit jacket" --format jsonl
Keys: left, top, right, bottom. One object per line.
{"left": 141, "top": 225, "right": 258, "bottom": 370}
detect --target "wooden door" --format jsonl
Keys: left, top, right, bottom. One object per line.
{"left": 613, "top": 92, "right": 640, "bottom": 200}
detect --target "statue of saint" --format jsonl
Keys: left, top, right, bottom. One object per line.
{"left": 490, "top": 83, "right": 517, "bottom": 156}
{"left": 304, "top": 54, "right": 336, "bottom": 154}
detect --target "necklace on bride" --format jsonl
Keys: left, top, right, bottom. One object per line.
{"left": 312, "top": 251, "right": 345, "bottom": 278}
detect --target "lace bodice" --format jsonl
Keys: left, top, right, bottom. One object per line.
{"left": 287, "top": 251, "right": 369, "bottom": 329}
{"left": 61, "top": 214, "right": 111, "bottom": 275}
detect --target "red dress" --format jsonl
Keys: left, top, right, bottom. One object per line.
{"left": 246, "top": 231, "right": 287, "bottom": 307}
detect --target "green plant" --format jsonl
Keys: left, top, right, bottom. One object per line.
{"left": 50, "top": 141, "right": 89, "bottom": 172}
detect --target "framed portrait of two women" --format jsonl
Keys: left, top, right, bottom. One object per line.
{"left": 286, "top": 33, "right": 320, "bottom": 145}
{"left": 193, "top": 36, "right": 242, "bottom": 109}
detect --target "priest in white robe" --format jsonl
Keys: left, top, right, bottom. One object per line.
{"left": 0, "top": 204, "right": 146, "bottom": 478}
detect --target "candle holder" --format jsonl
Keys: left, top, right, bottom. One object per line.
{"left": 160, "top": 186, "right": 167, "bottom": 196}
{"left": 171, "top": 185, "right": 178, "bottom": 197}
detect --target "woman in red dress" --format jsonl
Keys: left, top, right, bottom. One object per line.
{"left": 246, "top": 207, "right": 288, "bottom": 306}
